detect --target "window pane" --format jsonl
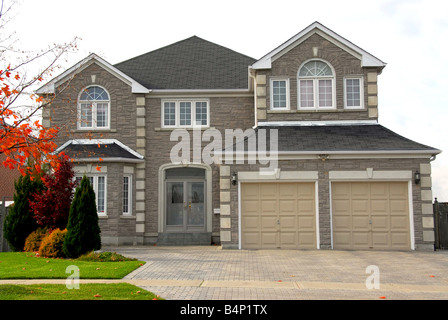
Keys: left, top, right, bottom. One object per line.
{"left": 80, "top": 86, "right": 109, "bottom": 101}
{"left": 123, "top": 176, "right": 130, "bottom": 214}
{"left": 96, "top": 103, "right": 108, "bottom": 127}
{"left": 346, "top": 79, "right": 361, "bottom": 107}
{"left": 300, "top": 80, "right": 314, "bottom": 107}
{"left": 272, "top": 80, "right": 287, "bottom": 108}
{"left": 299, "top": 61, "right": 333, "bottom": 77}
{"left": 318, "top": 79, "right": 333, "bottom": 107}
{"left": 164, "top": 102, "right": 176, "bottom": 126}
{"left": 180, "top": 102, "right": 191, "bottom": 126}
{"left": 195, "top": 102, "right": 208, "bottom": 126}
{"left": 80, "top": 103, "right": 92, "bottom": 127}
{"left": 97, "top": 176, "right": 105, "bottom": 213}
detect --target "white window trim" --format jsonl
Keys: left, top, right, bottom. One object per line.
{"left": 297, "top": 59, "right": 336, "bottom": 110}
{"left": 270, "top": 78, "right": 290, "bottom": 110}
{"left": 77, "top": 85, "right": 111, "bottom": 130}
{"left": 344, "top": 76, "right": 364, "bottom": 109}
{"left": 122, "top": 174, "right": 132, "bottom": 215}
{"left": 75, "top": 174, "right": 108, "bottom": 216}
{"left": 161, "top": 99, "right": 210, "bottom": 128}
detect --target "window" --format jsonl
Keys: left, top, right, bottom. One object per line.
{"left": 75, "top": 175, "right": 107, "bottom": 215}
{"left": 270, "top": 79, "right": 290, "bottom": 109}
{"left": 298, "top": 60, "right": 335, "bottom": 109}
{"left": 78, "top": 86, "right": 110, "bottom": 129}
{"left": 162, "top": 100, "right": 209, "bottom": 128}
{"left": 122, "top": 175, "right": 132, "bottom": 215}
{"left": 344, "top": 77, "right": 364, "bottom": 109}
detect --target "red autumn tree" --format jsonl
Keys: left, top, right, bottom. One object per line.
{"left": 0, "top": 0, "right": 79, "bottom": 175}
{"left": 29, "top": 156, "right": 76, "bottom": 230}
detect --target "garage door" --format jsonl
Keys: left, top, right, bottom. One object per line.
{"left": 331, "top": 182, "right": 410, "bottom": 250}
{"left": 241, "top": 182, "right": 316, "bottom": 249}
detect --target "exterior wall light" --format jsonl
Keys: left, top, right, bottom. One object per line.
{"left": 232, "top": 172, "right": 237, "bottom": 186}
{"left": 414, "top": 171, "right": 421, "bottom": 185}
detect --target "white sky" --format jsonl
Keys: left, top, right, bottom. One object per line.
{"left": 6, "top": 0, "right": 448, "bottom": 200}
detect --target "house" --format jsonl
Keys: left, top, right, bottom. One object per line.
{"left": 37, "top": 22, "right": 441, "bottom": 251}
{"left": 0, "top": 153, "right": 20, "bottom": 201}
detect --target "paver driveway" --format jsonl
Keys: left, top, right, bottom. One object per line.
{"left": 106, "top": 245, "right": 448, "bottom": 300}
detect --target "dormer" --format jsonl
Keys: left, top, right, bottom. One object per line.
{"left": 250, "top": 22, "right": 387, "bottom": 124}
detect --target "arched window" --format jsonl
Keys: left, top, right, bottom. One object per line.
{"left": 298, "top": 60, "right": 335, "bottom": 109}
{"left": 78, "top": 86, "right": 110, "bottom": 129}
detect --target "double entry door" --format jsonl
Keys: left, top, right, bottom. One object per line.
{"left": 166, "top": 180, "right": 206, "bottom": 232}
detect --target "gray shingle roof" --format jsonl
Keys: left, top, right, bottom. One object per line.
{"left": 60, "top": 142, "right": 142, "bottom": 161}
{"left": 114, "top": 36, "right": 256, "bottom": 90}
{"left": 226, "top": 124, "right": 441, "bottom": 154}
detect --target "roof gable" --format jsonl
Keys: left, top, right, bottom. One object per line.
{"left": 114, "top": 36, "right": 257, "bottom": 90}
{"left": 36, "top": 53, "right": 150, "bottom": 95}
{"left": 251, "top": 21, "right": 386, "bottom": 70}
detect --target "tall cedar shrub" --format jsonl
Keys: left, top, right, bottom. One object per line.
{"left": 63, "top": 176, "right": 101, "bottom": 258}
{"left": 30, "top": 157, "right": 76, "bottom": 230}
{"left": 3, "top": 170, "right": 43, "bottom": 251}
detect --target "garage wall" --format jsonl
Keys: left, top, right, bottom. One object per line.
{"left": 220, "top": 157, "right": 434, "bottom": 251}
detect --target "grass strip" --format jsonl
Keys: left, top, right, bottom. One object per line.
{"left": 0, "top": 283, "right": 163, "bottom": 300}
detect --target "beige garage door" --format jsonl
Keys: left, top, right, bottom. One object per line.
{"left": 241, "top": 182, "right": 316, "bottom": 249}
{"left": 332, "top": 182, "right": 411, "bottom": 250}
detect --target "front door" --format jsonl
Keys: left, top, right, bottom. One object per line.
{"left": 166, "top": 180, "right": 206, "bottom": 232}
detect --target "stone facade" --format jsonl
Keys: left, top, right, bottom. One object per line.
{"left": 41, "top": 23, "right": 439, "bottom": 250}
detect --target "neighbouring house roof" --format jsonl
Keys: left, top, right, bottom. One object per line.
{"left": 56, "top": 139, "right": 144, "bottom": 163}
{"left": 114, "top": 36, "right": 257, "bottom": 90}
{"left": 251, "top": 21, "right": 387, "bottom": 70}
{"left": 224, "top": 123, "right": 441, "bottom": 156}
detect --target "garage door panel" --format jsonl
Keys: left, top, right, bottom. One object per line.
{"left": 279, "top": 200, "right": 296, "bottom": 213}
{"left": 242, "top": 233, "right": 259, "bottom": 248}
{"left": 333, "top": 232, "right": 351, "bottom": 247}
{"left": 297, "top": 184, "right": 315, "bottom": 197}
{"left": 280, "top": 232, "right": 296, "bottom": 247}
{"left": 372, "top": 232, "right": 390, "bottom": 247}
{"left": 391, "top": 233, "right": 410, "bottom": 248}
{"left": 372, "top": 216, "right": 389, "bottom": 230}
{"left": 298, "top": 233, "right": 316, "bottom": 248}
{"left": 353, "top": 216, "right": 369, "bottom": 229}
{"left": 261, "top": 200, "right": 277, "bottom": 215}
{"left": 333, "top": 216, "right": 350, "bottom": 229}
{"left": 241, "top": 182, "right": 316, "bottom": 249}
{"left": 260, "top": 232, "right": 277, "bottom": 247}
{"left": 297, "top": 199, "right": 315, "bottom": 214}
{"left": 353, "top": 232, "right": 370, "bottom": 248}
{"left": 298, "top": 216, "right": 315, "bottom": 230}
{"left": 332, "top": 182, "right": 410, "bottom": 250}
{"left": 242, "top": 216, "right": 259, "bottom": 229}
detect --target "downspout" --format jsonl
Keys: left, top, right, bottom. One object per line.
{"left": 248, "top": 67, "right": 258, "bottom": 128}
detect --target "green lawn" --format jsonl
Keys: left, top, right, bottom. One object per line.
{"left": 0, "top": 252, "right": 144, "bottom": 279}
{"left": 0, "top": 252, "right": 163, "bottom": 300}
{"left": 0, "top": 283, "right": 161, "bottom": 300}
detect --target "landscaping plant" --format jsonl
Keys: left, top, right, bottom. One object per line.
{"left": 63, "top": 176, "right": 101, "bottom": 258}
{"left": 3, "top": 167, "right": 43, "bottom": 251}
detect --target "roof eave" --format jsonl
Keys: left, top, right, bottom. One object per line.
{"left": 251, "top": 21, "right": 387, "bottom": 70}
{"left": 36, "top": 53, "right": 151, "bottom": 95}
